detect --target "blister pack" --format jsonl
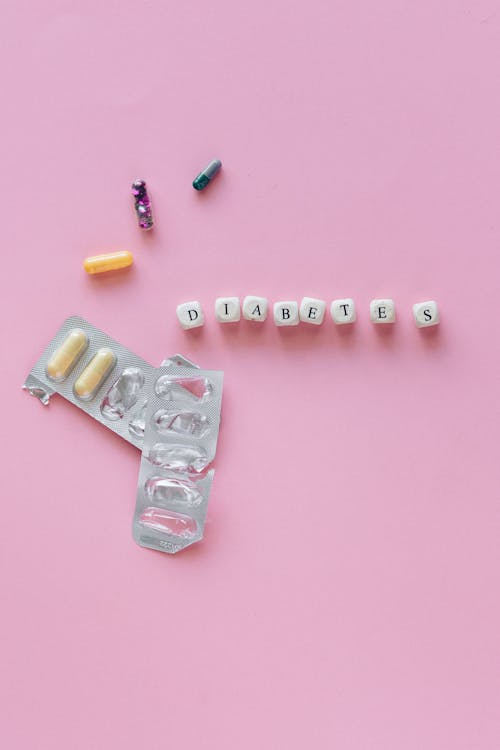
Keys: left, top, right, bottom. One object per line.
{"left": 133, "top": 364, "right": 224, "bottom": 554}
{"left": 23, "top": 315, "right": 172, "bottom": 449}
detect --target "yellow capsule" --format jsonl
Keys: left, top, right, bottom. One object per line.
{"left": 74, "top": 347, "right": 116, "bottom": 400}
{"left": 46, "top": 329, "right": 89, "bottom": 382}
{"left": 83, "top": 251, "right": 133, "bottom": 275}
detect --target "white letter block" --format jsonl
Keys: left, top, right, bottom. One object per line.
{"left": 215, "top": 297, "right": 241, "bottom": 323}
{"left": 413, "top": 300, "right": 440, "bottom": 328}
{"left": 370, "top": 298, "right": 396, "bottom": 324}
{"left": 331, "top": 298, "right": 356, "bottom": 325}
{"left": 299, "top": 297, "right": 326, "bottom": 325}
{"left": 242, "top": 295, "right": 268, "bottom": 322}
{"left": 274, "top": 301, "right": 299, "bottom": 326}
{"left": 176, "top": 300, "right": 204, "bottom": 330}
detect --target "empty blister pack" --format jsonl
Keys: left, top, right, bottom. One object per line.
{"left": 23, "top": 315, "right": 178, "bottom": 449}
{"left": 134, "top": 364, "right": 224, "bottom": 554}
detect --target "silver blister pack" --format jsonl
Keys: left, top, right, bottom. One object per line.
{"left": 22, "top": 315, "right": 188, "bottom": 450}
{"left": 133, "top": 364, "right": 224, "bottom": 554}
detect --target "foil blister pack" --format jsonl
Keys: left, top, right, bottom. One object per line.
{"left": 23, "top": 316, "right": 224, "bottom": 554}
{"left": 133, "top": 364, "right": 224, "bottom": 554}
{"left": 23, "top": 315, "right": 160, "bottom": 449}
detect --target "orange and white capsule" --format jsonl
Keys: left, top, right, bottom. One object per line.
{"left": 46, "top": 329, "right": 88, "bottom": 382}
{"left": 74, "top": 347, "right": 116, "bottom": 400}
{"left": 83, "top": 251, "right": 133, "bottom": 275}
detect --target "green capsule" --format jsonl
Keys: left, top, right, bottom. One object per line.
{"left": 192, "top": 159, "right": 222, "bottom": 191}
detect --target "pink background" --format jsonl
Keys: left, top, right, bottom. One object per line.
{"left": 1, "top": 1, "right": 499, "bottom": 747}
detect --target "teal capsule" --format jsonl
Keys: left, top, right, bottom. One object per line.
{"left": 192, "top": 159, "right": 222, "bottom": 191}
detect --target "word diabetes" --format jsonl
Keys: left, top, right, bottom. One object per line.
{"left": 176, "top": 298, "right": 440, "bottom": 329}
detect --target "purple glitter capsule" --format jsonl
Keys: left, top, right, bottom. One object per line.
{"left": 132, "top": 179, "right": 154, "bottom": 230}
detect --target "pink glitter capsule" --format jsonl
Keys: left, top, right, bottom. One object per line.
{"left": 132, "top": 179, "right": 154, "bottom": 230}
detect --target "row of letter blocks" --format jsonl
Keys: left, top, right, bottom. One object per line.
{"left": 177, "top": 297, "right": 440, "bottom": 329}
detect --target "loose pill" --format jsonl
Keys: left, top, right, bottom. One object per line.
{"left": 46, "top": 329, "right": 88, "bottom": 382}
{"left": 83, "top": 251, "right": 133, "bottom": 275}
{"left": 132, "top": 179, "right": 154, "bottom": 230}
{"left": 192, "top": 159, "right": 222, "bottom": 191}
{"left": 74, "top": 347, "right": 116, "bottom": 400}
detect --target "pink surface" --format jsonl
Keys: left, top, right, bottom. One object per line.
{"left": 1, "top": 2, "right": 499, "bottom": 748}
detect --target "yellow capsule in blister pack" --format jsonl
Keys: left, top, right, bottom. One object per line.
{"left": 74, "top": 347, "right": 116, "bottom": 400}
{"left": 83, "top": 251, "right": 133, "bottom": 275}
{"left": 46, "top": 329, "right": 89, "bottom": 382}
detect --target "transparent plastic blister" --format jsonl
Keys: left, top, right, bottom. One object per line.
{"left": 133, "top": 364, "right": 224, "bottom": 554}
{"left": 23, "top": 315, "right": 164, "bottom": 449}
